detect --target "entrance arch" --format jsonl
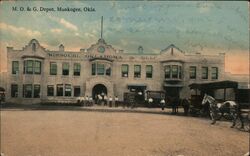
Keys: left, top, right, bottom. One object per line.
{"left": 92, "top": 84, "right": 107, "bottom": 100}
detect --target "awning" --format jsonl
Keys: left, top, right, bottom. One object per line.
{"left": 127, "top": 84, "right": 147, "bottom": 89}
{"left": 189, "top": 80, "right": 238, "bottom": 90}
{"left": 164, "top": 83, "right": 183, "bottom": 87}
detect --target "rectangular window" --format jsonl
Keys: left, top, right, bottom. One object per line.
{"left": 189, "top": 66, "right": 196, "bottom": 79}
{"left": 11, "top": 84, "right": 18, "bottom": 97}
{"left": 62, "top": 63, "right": 69, "bottom": 75}
{"left": 74, "top": 86, "right": 81, "bottom": 97}
{"left": 92, "top": 63, "right": 96, "bottom": 75}
{"left": 165, "top": 65, "right": 171, "bottom": 78}
{"left": 65, "top": 84, "right": 71, "bottom": 97}
{"left": 97, "top": 63, "right": 105, "bottom": 75}
{"left": 47, "top": 85, "right": 54, "bottom": 96}
{"left": 74, "top": 63, "right": 81, "bottom": 76}
{"left": 172, "top": 65, "right": 178, "bottom": 78}
{"left": 12, "top": 61, "right": 19, "bottom": 74}
{"left": 178, "top": 66, "right": 182, "bottom": 79}
{"left": 211, "top": 67, "right": 218, "bottom": 79}
{"left": 121, "top": 64, "right": 129, "bottom": 77}
{"left": 134, "top": 65, "right": 141, "bottom": 78}
{"left": 23, "top": 84, "right": 32, "bottom": 98}
{"left": 146, "top": 65, "right": 153, "bottom": 78}
{"left": 202, "top": 67, "right": 208, "bottom": 79}
{"left": 50, "top": 62, "right": 57, "bottom": 75}
{"left": 24, "top": 60, "right": 33, "bottom": 74}
{"left": 34, "top": 61, "right": 41, "bottom": 74}
{"left": 57, "top": 84, "right": 63, "bottom": 96}
{"left": 33, "top": 84, "right": 40, "bottom": 98}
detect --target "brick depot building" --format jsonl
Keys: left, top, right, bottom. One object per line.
{"left": 6, "top": 38, "right": 226, "bottom": 104}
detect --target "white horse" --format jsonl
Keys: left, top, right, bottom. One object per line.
{"left": 202, "top": 94, "right": 244, "bottom": 128}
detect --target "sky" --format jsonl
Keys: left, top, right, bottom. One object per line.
{"left": 0, "top": 1, "right": 249, "bottom": 74}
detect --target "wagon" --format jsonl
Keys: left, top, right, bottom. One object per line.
{"left": 146, "top": 90, "right": 165, "bottom": 108}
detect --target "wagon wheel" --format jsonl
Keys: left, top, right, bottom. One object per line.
{"left": 241, "top": 113, "right": 250, "bottom": 132}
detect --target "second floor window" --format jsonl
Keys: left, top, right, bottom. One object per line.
{"left": 189, "top": 66, "right": 196, "bottom": 79}
{"left": 50, "top": 63, "right": 57, "bottom": 75}
{"left": 165, "top": 65, "right": 171, "bottom": 78}
{"left": 62, "top": 63, "right": 69, "bottom": 75}
{"left": 34, "top": 61, "right": 41, "bottom": 74}
{"left": 202, "top": 67, "right": 208, "bottom": 79}
{"left": 97, "top": 63, "right": 105, "bottom": 75}
{"left": 121, "top": 64, "right": 129, "bottom": 77}
{"left": 12, "top": 61, "right": 19, "bottom": 74}
{"left": 172, "top": 65, "right": 178, "bottom": 78}
{"left": 146, "top": 65, "right": 153, "bottom": 78}
{"left": 74, "top": 63, "right": 81, "bottom": 76}
{"left": 134, "top": 65, "right": 141, "bottom": 78}
{"left": 24, "top": 60, "right": 41, "bottom": 74}
{"left": 211, "top": 67, "right": 218, "bottom": 79}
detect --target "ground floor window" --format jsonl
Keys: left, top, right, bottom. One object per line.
{"left": 23, "top": 84, "right": 32, "bottom": 98}
{"left": 57, "top": 84, "right": 63, "bottom": 96}
{"left": 33, "top": 85, "right": 40, "bottom": 98}
{"left": 47, "top": 85, "right": 54, "bottom": 96}
{"left": 65, "top": 84, "right": 72, "bottom": 96}
{"left": 11, "top": 84, "right": 18, "bottom": 97}
{"left": 74, "top": 86, "right": 81, "bottom": 97}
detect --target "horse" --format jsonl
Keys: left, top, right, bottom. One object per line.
{"left": 201, "top": 94, "right": 244, "bottom": 128}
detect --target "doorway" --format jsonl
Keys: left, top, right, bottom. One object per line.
{"left": 92, "top": 84, "right": 107, "bottom": 101}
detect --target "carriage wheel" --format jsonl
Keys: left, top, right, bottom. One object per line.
{"left": 235, "top": 117, "right": 243, "bottom": 129}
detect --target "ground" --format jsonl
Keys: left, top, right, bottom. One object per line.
{"left": 0, "top": 106, "right": 249, "bottom": 156}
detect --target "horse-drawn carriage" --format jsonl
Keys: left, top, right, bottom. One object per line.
{"left": 146, "top": 90, "right": 165, "bottom": 108}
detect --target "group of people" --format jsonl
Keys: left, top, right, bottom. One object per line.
{"left": 77, "top": 93, "right": 119, "bottom": 107}
{"left": 96, "top": 93, "right": 119, "bottom": 107}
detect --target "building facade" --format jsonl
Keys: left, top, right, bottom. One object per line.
{"left": 6, "top": 38, "right": 226, "bottom": 104}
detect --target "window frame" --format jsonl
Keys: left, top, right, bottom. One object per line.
{"left": 146, "top": 65, "right": 153, "bottom": 78}
{"left": 11, "top": 84, "right": 18, "bottom": 98}
{"left": 50, "top": 62, "right": 57, "bottom": 75}
{"left": 65, "top": 84, "right": 72, "bottom": 97}
{"left": 47, "top": 85, "right": 54, "bottom": 96}
{"left": 134, "top": 65, "right": 141, "bottom": 78}
{"left": 62, "top": 63, "right": 69, "bottom": 76}
{"left": 12, "top": 61, "right": 19, "bottom": 75}
{"left": 189, "top": 66, "right": 197, "bottom": 79}
{"left": 121, "top": 64, "right": 129, "bottom": 77}
{"left": 202, "top": 67, "right": 208, "bottom": 79}
{"left": 73, "top": 63, "right": 81, "bottom": 76}
{"left": 23, "top": 84, "right": 33, "bottom": 98}
{"left": 211, "top": 67, "right": 218, "bottom": 79}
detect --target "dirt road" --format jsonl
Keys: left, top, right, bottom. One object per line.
{"left": 1, "top": 109, "right": 249, "bottom": 156}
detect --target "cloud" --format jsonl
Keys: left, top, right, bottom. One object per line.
{"left": 48, "top": 15, "right": 78, "bottom": 31}
{"left": 50, "top": 28, "right": 62, "bottom": 33}
{"left": 0, "top": 22, "right": 41, "bottom": 37}
{"left": 59, "top": 18, "right": 78, "bottom": 31}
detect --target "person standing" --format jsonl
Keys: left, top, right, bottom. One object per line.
{"left": 115, "top": 96, "right": 119, "bottom": 107}
{"left": 109, "top": 96, "right": 113, "bottom": 107}
{"left": 160, "top": 99, "right": 166, "bottom": 110}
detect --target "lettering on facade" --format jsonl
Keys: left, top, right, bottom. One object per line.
{"left": 48, "top": 53, "right": 123, "bottom": 59}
